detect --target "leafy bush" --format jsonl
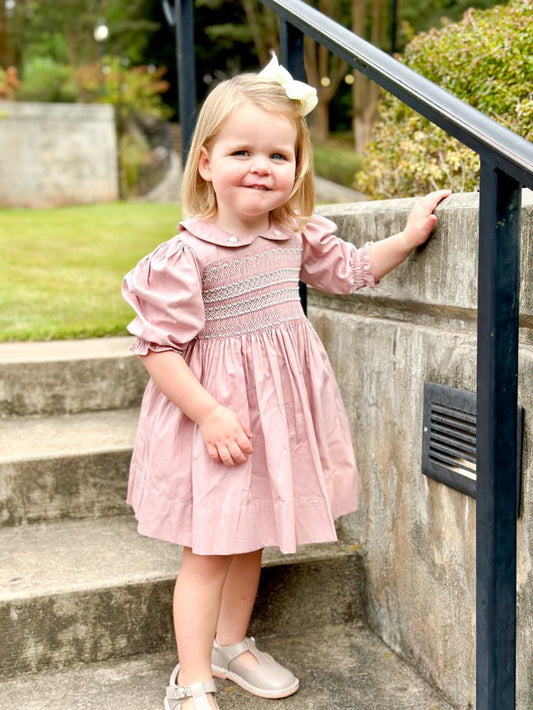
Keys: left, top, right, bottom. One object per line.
{"left": 75, "top": 59, "right": 172, "bottom": 121}
{"left": 19, "top": 57, "right": 77, "bottom": 103}
{"left": 314, "top": 142, "right": 363, "bottom": 188}
{"left": 118, "top": 130, "right": 150, "bottom": 199}
{"left": 14, "top": 55, "right": 172, "bottom": 121}
{"left": 356, "top": 0, "right": 532, "bottom": 198}
{"left": 76, "top": 59, "right": 173, "bottom": 198}
{"left": 0, "top": 66, "right": 21, "bottom": 100}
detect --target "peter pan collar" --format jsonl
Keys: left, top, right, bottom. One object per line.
{"left": 179, "top": 218, "right": 291, "bottom": 247}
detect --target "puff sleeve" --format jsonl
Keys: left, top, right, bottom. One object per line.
{"left": 121, "top": 236, "right": 205, "bottom": 355}
{"left": 300, "top": 215, "right": 376, "bottom": 294}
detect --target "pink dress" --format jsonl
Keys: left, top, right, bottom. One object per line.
{"left": 122, "top": 215, "right": 375, "bottom": 555}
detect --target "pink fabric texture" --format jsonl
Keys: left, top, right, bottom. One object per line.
{"left": 122, "top": 215, "right": 375, "bottom": 555}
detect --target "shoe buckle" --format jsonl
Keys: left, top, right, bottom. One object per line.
{"left": 166, "top": 685, "right": 190, "bottom": 700}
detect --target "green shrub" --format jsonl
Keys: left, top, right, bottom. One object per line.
{"left": 314, "top": 143, "right": 363, "bottom": 188}
{"left": 76, "top": 59, "right": 173, "bottom": 198}
{"left": 356, "top": 0, "right": 532, "bottom": 198}
{"left": 19, "top": 56, "right": 77, "bottom": 103}
{"left": 118, "top": 130, "right": 150, "bottom": 199}
{"left": 0, "top": 66, "right": 21, "bottom": 100}
{"left": 76, "top": 59, "right": 172, "bottom": 120}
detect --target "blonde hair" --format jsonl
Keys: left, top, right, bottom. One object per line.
{"left": 181, "top": 73, "right": 314, "bottom": 230}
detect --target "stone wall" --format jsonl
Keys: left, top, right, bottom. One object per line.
{"left": 0, "top": 102, "right": 118, "bottom": 207}
{"left": 312, "top": 191, "right": 532, "bottom": 709}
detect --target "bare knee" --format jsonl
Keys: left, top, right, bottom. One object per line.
{"left": 180, "top": 546, "right": 234, "bottom": 584}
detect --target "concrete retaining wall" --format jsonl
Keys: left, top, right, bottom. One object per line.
{"left": 0, "top": 102, "right": 118, "bottom": 207}
{"left": 313, "top": 191, "right": 532, "bottom": 709}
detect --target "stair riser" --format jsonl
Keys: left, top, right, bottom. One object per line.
{"left": 251, "top": 555, "right": 367, "bottom": 635}
{"left": 0, "top": 358, "right": 147, "bottom": 418}
{"left": 0, "top": 451, "right": 131, "bottom": 526}
{"left": 0, "top": 554, "right": 366, "bottom": 676}
{"left": 0, "top": 581, "right": 175, "bottom": 676}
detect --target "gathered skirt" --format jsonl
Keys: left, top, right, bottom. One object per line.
{"left": 127, "top": 316, "right": 361, "bottom": 555}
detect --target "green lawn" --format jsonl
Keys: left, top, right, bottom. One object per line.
{"left": 0, "top": 202, "right": 181, "bottom": 342}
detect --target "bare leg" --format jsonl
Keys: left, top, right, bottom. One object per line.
{"left": 215, "top": 549, "right": 263, "bottom": 669}
{"left": 174, "top": 547, "right": 233, "bottom": 708}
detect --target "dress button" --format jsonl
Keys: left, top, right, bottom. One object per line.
{"left": 227, "top": 235, "right": 240, "bottom": 244}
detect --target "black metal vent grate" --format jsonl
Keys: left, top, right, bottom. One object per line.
{"left": 429, "top": 403, "right": 476, "bottom": 478}
{"left": 421, "top": 382, "right": 523, "bottom": 509}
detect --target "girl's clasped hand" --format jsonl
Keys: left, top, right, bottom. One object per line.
{"left": 198, "top": 403, "right": 253, "bottom": 467}
{"left": 122, "top": 52, "right": 450, "bottom": 710}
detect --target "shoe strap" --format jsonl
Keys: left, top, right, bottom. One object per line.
{"left": 166, "top": 679, "right": 217, "bottom": 700}
{"left": 216, "top": 636, "right": 255, "bottom": 663}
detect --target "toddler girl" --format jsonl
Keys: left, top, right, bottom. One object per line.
{"left": 122, "top": 54, "right": 450, "bottom": 710}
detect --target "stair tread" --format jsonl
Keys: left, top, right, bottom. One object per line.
{"left": 0, "top": 337, "right": 147, "bottom": 419}
{"left": 0, "top": 515, "right": 177, "bottom": 600}
{"left": 0, "top": 623, "right": 453, "bottom": 709}
{"left": 0, "top": 514, "right": 358, "bottom": 602}
{"left": 0, "top": 336, "right": 135, "bottom": 364}
{"left": 0, "top": 408, "right": 138, "bottom": 462}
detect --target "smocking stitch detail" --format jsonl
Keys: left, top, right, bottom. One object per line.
{"left": 202, "top": 246, "right": 302, "bottom": 287}
{"left": 198, "top": 310, "right": 305, "bottom": 339}
{"left": 204, "top": 287, "right": 299, "bottom": 322}
{"left": 202, "top": 267, "right": 300, "bottom": 303}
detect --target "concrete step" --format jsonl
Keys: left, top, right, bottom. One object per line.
{"left": 0, "top": 625, "right": 453, "bottom": 709}
{"left": 0, "top": 337, "right": 147, "bottom": 418}
{"left": 0, "top": 515, "right": 366, "bottom": 677}
{"left": 0, "top": 337, "right": 455, "bottom": 708}
{"left": 0, "top": 408, "right": 138, "bottom": 526}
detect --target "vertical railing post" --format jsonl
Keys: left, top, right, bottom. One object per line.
{"left": 174, "top": 0, "right": 196, "bottom": 165}
{"left": 279, "top": 19, "right": 305, "bottom": 81}
{"left": 476, "top": 161, "right": 521, "bottom": 709}
{"left": 161, "top": 0, "right": 196, "bottom": 164}
{"left": 279, "top": 19, "right": 308, "bottom": 314}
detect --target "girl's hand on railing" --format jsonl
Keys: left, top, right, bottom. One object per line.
{"left": 403, "top": 189, "right": 452, "bottom": 250}
{"left": 198, "top": 404, "right": 254, "bottom": 466}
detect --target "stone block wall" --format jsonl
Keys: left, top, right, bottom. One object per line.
{"left": 313, "top": 191, "right": 532, "bottom": 709}
{"left": 0, "top": 102, "right": 118, "bottom": 207}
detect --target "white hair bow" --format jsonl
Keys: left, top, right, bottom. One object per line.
{"left": 258, "top": 52, "right": 318, "bottom": 116}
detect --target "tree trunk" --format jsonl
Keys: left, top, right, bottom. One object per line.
{"left": 304, "top": 5, "right": 347, "bottom": 141}
{"left": 351, "top": 0, "right": 389, "bottom": 152}
{"left": 242, "top": 0, "right": 275, "bottom": 66}
{"left": 0, "top": 2, "right": 7, "bottom": 68}
{"left": 312, "top": 102, "right": 330, "bottom": 142}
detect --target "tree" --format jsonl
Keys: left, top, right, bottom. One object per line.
{"left": 304, "top": 30, "right": 347, "bottom": 140}
{"left": 0, "top": 1, "right": 7, "bottom": 69}
{"left": 4, "top": 0, "right": 158, "bottom": 71}
{"left": 196, "top": 0, "right": 277, "bottom": 73}
{"left": 349, "top": 0, "right": 505, "bottom": 152}
{"left": 1, "top": 0, "right": 163, "bottom": 101}
{"left": 356, "top": 0, "right": 531, "bottom": 198}
{"left": 351, "top": 0, "right": 391, "bottom": 151}
{"left": 133, "top": 0, "right": 509, "bottom": 143}
{"left": 240, "top": 0, "right": 278, "bottom": 66}
{"left": 196, "top": 0, "right": 351, "bottom": 141}
{"left": 398, "top": 0, "right": 511, "bottom": 41}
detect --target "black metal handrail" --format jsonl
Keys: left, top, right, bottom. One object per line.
{"left": 162, "top": 2, "right": 532, "bottom": 708}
